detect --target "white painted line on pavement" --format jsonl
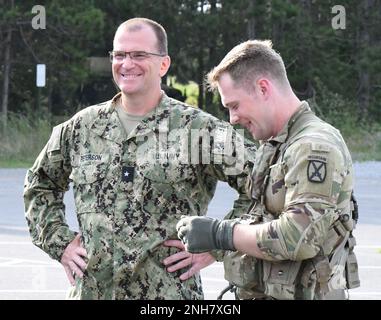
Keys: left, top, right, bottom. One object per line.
{"left": 0, "top": 225, "right": 28, "bottom": 231}
{"left": 0, "top": 290, "right": 67, "bottom": 293}
{"left": 201, "top": 277, "right": 227, "bottom": 283}
{"left": 0, "top": 264, "right": 61, "bottom": 268}
{"left": 0, "top": 256, "right": 56, "bottom": 266}
{"left": 356, "top": 245, "right": 381, "bottom": 248}
{"left": 0, "top": 242, "right": 32, "bottom": 245}
{"left": 359, "top": 266, "right": 381, "bottom": 269}
{"left": 350, "top": 292, "right": 381, "bottom": 295}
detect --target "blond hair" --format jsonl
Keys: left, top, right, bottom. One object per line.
{"left": 207, "top": 40, "right": 289, "bottom": 91}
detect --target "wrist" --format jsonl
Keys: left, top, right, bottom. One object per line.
{"left": 215, "top": 219, "right": 240, "bottom": 251}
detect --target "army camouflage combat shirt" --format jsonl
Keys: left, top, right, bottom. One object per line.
{"left": 247, "top": 102, "right": 357, "bottom": 299}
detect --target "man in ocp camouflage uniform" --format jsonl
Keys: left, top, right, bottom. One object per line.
{"left": 177, "top": 40, "right": 360, "bottom": 300}
{"left": 23, "top": 18, "right": 256, "bottom": 299}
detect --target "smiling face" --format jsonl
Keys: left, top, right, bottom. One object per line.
{"left": 217, "top": 73, "right": 275, "bottom": 141}
{"left": 112, "top": 24, "right": 170, "bottom": 97}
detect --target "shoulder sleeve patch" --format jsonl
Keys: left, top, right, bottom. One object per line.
{"left": 47, "top": 124, "right": 64, "bottom": 162}
{"left": 284, "top": 142, "right": 334, "bottom": 203}
{"left": 47, "top": 125, "right": 63, "bottom": 153}
{"left": 307, "top": 160, "right": 326, "bottom": 183}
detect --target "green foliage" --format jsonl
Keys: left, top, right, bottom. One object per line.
{"left": 309, "top": 78, "right": 358, "bottom": 136}
{"left": 1, "top": 0, "right": 105, "bottom": 117}
{"left": 0, "top": 112, "right": 53, "bottom": 167}
{"left": 1, "top": 0, "right": 381, "bottom": 164}
{"left": 346, "top": 129, "right": 381, "bottom": 162}
{"left": 170, "top": 78, "right": 199, "bottom": 108}
{"left": 309, "top": 78, "right": 381, "bottom": 161}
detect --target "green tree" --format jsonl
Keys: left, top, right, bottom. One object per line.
{"left": 0, "top": 0, "right": 104, "bottom": 121}
{"left": 2, "top": 0, "right": 380, "bottom": 125}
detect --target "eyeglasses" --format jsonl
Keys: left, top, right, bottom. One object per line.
{"left": 109, "top": 50, "right": 166, "bottom": 62}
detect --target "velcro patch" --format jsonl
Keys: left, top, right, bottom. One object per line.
{"left": 122, "top": 166, "right": 134, "bottom": 183}
{"left": 307, "top": 160, "right": 326, "bottom": 183}
{"left": 311, "top": 143, "right": 330, "bottom": 153}
{"left": 80, "top": 154, "right": 103, "bottom": 162}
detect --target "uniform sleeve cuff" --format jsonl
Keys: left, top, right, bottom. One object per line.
{"left": 44, "top": 229, "right": 78, "bottom": 261}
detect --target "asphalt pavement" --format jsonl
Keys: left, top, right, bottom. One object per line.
{"left": 0, "top": 162, "right": 380, "bottom": 300}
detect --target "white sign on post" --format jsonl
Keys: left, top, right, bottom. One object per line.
{"left": 36, "top": 64, "right": 46, "bottom": 87}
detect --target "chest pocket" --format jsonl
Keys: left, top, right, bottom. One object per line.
{"left": 265, "top": 162, "right": 286, "bottom": 215}
{"left": 70, "top": 161, "right": 110, "bottom": 213}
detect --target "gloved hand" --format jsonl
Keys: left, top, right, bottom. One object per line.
{"left": 176, "top": 216, "right": 240, "bottom": 253}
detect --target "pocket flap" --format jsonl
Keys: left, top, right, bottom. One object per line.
{"left": 263, "top": 260, "right": 302, "bottom": 285}
{"left": 70, "top": 162, "right": 108, "bottom": 184}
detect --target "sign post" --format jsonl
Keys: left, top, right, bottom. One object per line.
{"left": 36, "top": 64, "right": 46, "bottom": 114}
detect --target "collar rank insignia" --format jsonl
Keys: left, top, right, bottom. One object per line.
{"left": 122, "top": 166, "right": 134, "bottom": 183}
{"left": 307, "top": 160, "right": 326, "bottom": 183}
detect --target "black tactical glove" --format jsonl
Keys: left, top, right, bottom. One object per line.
{"left": 176, "top": 216, "right": 240, "bottom": 253}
